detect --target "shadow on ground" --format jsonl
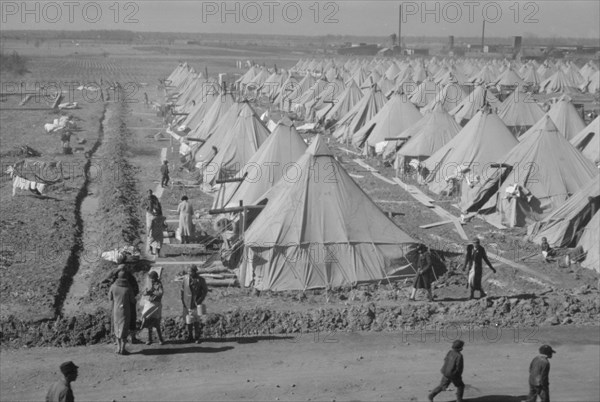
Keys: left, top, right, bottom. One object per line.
{"left": 468, "top": 395, "right": 527, "bottom": 402}
{"left": 136, "top": 345, "right": 234, "bottom": 355}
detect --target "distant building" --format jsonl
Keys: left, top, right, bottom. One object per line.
{"left": 337, "top": 43, "right": 380, "bottom": 56}
{"left": 404, "top": 48, "right": 429, "bottom": 56}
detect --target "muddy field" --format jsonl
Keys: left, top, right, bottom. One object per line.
{"left": 0, "top": 41, "right": 598, "bottom": 402}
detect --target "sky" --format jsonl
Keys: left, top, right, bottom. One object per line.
{"left": 1, "top": 1, "right": 599, "bottom": 38}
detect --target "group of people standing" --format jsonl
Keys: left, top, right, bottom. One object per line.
{"left": 410, "top": 237, "right": 497, "bottom": 302}
{"left": 107, "top": 263, "right": 209, "bottom": 355}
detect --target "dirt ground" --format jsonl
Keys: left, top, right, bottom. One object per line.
{"left": 1, "top": 326, "right": 599, "bottom": 402}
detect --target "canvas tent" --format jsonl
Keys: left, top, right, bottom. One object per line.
{"left": 571, "top": 117, "right": 600, "bottom": 165}
{"left": 239, "top": 135, "right": 418, "bottom": 291}
{"left": 527, "top": 176, "right": 600, "bottom": 247}
{"left": 351, "top": 93, "right": 422, "bottom": 149}
{"left": 201, "top": 103, "right": 271, "bottom": 186}
{"left": 467, "top": 117, "right": 598, "bottom": 227}
{"left": 386, "top": 102, "right": 462, "bottom": 163}
{"left": 519, "top": 95, "right": 585, "bottom": 142}
{"left": 422, "top": 106, "right": 518, "bottom": 199}
{"left": 577, "top": 212, "right": 600, "bottom": 272}
{"left": 214, "top": 117, "right": 307, "bottom": 209}
{"left": 497, "top": 90, "right": 546, "bottom": 136}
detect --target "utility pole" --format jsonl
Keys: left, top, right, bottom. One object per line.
{"left": 481, "top": 20, "right": 486, "bottom": 51}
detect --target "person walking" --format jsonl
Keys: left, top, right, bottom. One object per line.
{"left": 180, "top": 265, "right": 208, "bottom": 343}
{"left": 160, "top": 160, "right": 170, "bottom": 188}
{"left": 524, "top": 345, "right": 556, "bottom": 402}
{"left": 409, "top": 244, "right": 435, "bottom": 301}
{"left": 109, "top": 270, "right": 136, "bottom": 355}
{"left": 149, "top": 214, "right": 166, "bottom": 257}
{"left": 142, "top": 189, "right": 162, "bottom": 238}
{"left": 177, "top": 195, "right": 194, "bottom": 244}
{"left": 428, "top": 340, "right": 465, "bottom": 402}
{"left": 463, "top": 237, "right": 496, "bottom": 299}
{"left": 140, "top": 271, "right": 165, "bottom": 345}
{"left": 46, "top": 361, "right": 78, "bottom": 402}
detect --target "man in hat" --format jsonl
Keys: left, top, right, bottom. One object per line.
{"left": 160, "top": 160, "right": 170, "bottom": 188}
{"left": 463, "top": 237, "right": 496, "bottom": 299}
{"left": 409, "top": 244, "right": 435, "bottom": 301}
{"left": 46, "top": 361, "right": 78, "bottom": 402}
{"left": 180, "top": 265, "right": 208, "bottom": 343}
{"left": 429, "top": 340, "right": 465, "bottom": 402}
{"left": 524, "top": 345, "right": 555, "bottom": 402}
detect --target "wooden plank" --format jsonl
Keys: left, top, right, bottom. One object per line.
{"left": 353, "top": 158, "right": 378, "bottom": 172}
{"left": 419, "top": 220, "right": 454, "bottom": 229}
{"left": 372, "top": 172, "right": 397, "bottom": 185}
{"left": 487, "top": 252, "right": 555, "bottom": 284}
{"left": 153, "top": 260, "right": 213, "bottom": 265}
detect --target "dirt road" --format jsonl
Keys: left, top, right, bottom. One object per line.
{"left": 1, "top": 327, "right": 598, "bottom": 402}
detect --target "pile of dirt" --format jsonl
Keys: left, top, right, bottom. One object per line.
{"left": 2, "top": 284, "right": 597, "bottom": 348}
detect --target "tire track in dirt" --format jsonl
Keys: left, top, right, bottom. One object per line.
{"left": 58, "top": 103, "right": 107, "bottom": 317}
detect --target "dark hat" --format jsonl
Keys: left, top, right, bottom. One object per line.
{"left": 417, "top": 244, "right": 427, "bottom": 252}
{"left": 539, "top": 345, "right": 556, "bottom": 355}
{"left": 148, "top": 271, "right": 159, "bottom": 280}
{"left": 452, "top": 340, "right": 465, "bottom": 351}
{"left": 60, "top": 361, "right": 78, "bottom": 375}
{"left": 189, "top": 265, "right": 198, "bottom": 274}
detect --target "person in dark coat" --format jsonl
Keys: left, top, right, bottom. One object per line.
{"left": 525, "top": 344, "right": 555, "bottom": 402}
{"left": 142, "top": 190, "right": 163, "bottom": 238}
{"left": 160, "top": 160, "right": 170, "bottom": 188}
{"left": 409, "top": 244, "right": 434, "bottom": 301}
{"left": 108, "top": 264, "right": 141, "bottom": 344}
{"left": 109, "top": 270, "right": 136, "bottom": 355}
{"left": 428, "top": 340, "right": 465, "bottom": 402}
{"left": 463, "top": 237, "right": 496, "bottom": 299}
{"left": 46, "top": 361, "right": 78, "bottom": 402}
{"left": 180, "top": 265, "right": 208, "bottom": 343}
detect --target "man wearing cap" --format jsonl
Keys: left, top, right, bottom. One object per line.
{"left": 46, "top": 361, "right": 78, "bottom": 402}
{"left": 180, "top": 265, "right": 208, "bottom": 343}
{"left": 525, "top": 345, "right": 555, "bottom": 402}
{"left": 463, "top": 237, "right": 496, "bottom": 299}
{"left": 160, "top": 160, "right": 170, "bottom": 188}
{"left": 428, "top": 340, "right": 465, "bottom": 402}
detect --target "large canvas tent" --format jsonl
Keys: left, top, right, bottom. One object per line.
{"left": 577, "top": 212, "right": 600, "bottom": 272}
{"left": 467, "top": 117, "right": 598, "bottom": 227}
{"left": 527, "top": 176, "right": 600, "bottom": 247}
{"left": 214, "top": 117, "right": 307, "bottom": 209}
{"left": 386, "top": 102, "right": 461, "bottom": 162}
{"left": 519, "top": 95, "right": 586, "bottom": 141}
{"left": 497, "top": 90, "right": 546, "bottom": 136}
{"left": 422, "top": 107, "right": 518, "bottom": 198}
{"left": 239, "top": 136, "right": 418, "bottom": 291}
{"left": 351, "top": 93, "right": 422, "bottom": 149}
{"left": 571, "top": 117, "right": 600, "bottom": 165}
{"left": 201, "top": 103, "right": 271, "bottom": 186}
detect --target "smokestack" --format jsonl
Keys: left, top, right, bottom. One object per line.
{"left": 398, "top": 5, "right": 402, "bottom": 51}
{"left": 481, "top": 20, "right": 485, "bottom": 50}
{"left": 513, "top": 36, "right": 522, "bottom": 53}
{"left": 449, "top": 35, "right": 454, "bottom": 50}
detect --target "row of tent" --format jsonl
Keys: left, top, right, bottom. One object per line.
{"left": 164, "top": 60, "right": 599, "bottom": 275}
{"left": 164, "top": 64, "right": 424, "bottom": 290}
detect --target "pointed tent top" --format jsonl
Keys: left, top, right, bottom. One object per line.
{"left": 307, "top": 134, "right": 332, "bottom": 156}
{"left": 277, "top": 115, "right": 294, "bottom": 127}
